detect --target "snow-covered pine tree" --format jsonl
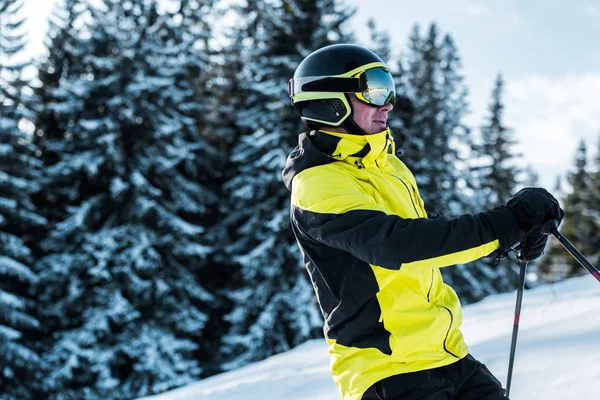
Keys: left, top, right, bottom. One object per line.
{"left": 589, "top": 135, "right": 600, "bottom": 268}
{"left": 394, "top": 24, "right": 500, "bottom": 302}
{"left": 363, "top": 20, "right": 415, "bottom": 148}
{"left": 540, "top": 140, "right": 597, "bottom": 281}
{"left": 453, "top": 73, "right": 526, "bottom": 299}
{"left": 0, "top": 1, "right": 46, "bottom": 398}
{"left": 399, "top": 23, "right": 471, "bottom": 216}
{"left": 559, "top": 140, "right": 597, "bottom": 277}
{"left": 366, "top": 19, "right": 391, "bottom": 65}
{"left": 215, "top": 0, "right": 355, "bottom": 372}
{"left": 32, "top": 0, "right": 224, "bottom": 397}
{"left": 437, "top": 33, "right": 473, "bottom": 208}
{"left": 203, "top": 2, "right": 245, "bottom": 152}
{"left": 471, "top": 74, "right": 522, "bottom": 208}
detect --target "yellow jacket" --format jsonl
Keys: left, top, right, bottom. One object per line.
{"left": 282, "top": 129, "right": 523, "bottom": 400}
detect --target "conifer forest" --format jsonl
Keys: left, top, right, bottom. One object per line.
{"left": 1, "top": 0, "right": 599, "bottom": 398}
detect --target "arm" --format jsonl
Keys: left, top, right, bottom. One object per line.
{"left": 291, "top": 169, "right": 524, "bottom": 270}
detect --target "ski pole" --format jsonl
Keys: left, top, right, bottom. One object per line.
{"left": 506, "top": 218, "right": 599, "bottom": 397}
{"left": 506, "top": 258, "right": 528, "bottom": 398}
{"left": 540, "top": 220, "right": 600, "bottom": 283}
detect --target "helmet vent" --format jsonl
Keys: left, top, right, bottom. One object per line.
{"left": 298, "top": 99, "right": 348, "bottom": 124}
{"left": 326, "top": 99, "right": 345, "bottom": 114}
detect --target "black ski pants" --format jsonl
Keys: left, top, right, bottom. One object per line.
{"left": 361, "top": 354, "right": 509, "bottom": 400}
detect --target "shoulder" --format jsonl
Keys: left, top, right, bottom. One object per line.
{"left": 293, "top": 163, "right": 359, "bottom": 195}
{"left": 291, "top": 163, "right": 370, "bottom": 211}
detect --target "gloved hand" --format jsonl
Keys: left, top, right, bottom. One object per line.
{"left": 506, "top": 187, "right": 564, "bottom": 233}
{"left": 518, "top": 227, "right": 548, "bottom": 261}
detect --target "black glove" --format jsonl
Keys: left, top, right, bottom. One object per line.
{"left": 506, "top": 187, "right": 564, "bottom": 233}
{"left": 518, "top": 227, "right": 549, "bottom": 261}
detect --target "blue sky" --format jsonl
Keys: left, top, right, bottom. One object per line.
{"left": 22, "top": 0, "right": 600, "bottom": 191}
{"left": 347, "top": 0, "right": 600, "bottom": 191}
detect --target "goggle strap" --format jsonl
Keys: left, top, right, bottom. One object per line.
{"left": 301, "top": 77, "right": 361, "bottom": 93}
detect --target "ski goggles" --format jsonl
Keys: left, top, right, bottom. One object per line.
{"left": 353, "top": 67, "right": 396, "bottom": 107}
{"left": 289, "top": 64, "right": 396, "bottom": 107}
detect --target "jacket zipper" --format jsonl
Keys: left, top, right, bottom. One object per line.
{"left": 392, "top": 175, "right": 455, "bottom": 357}
{"left": 393, "top": 175, "right": 437, "bottom": 318}
{"left": 439, "top": 306, "right": 460, "bottom": 358}
{"left": 427, "top": 270, "right": 434, "bottom": 302}
{"left": 392, "top": 175, "right": 460, "bottom": 358}
{"left": 391, "top": 175, "right": 422, "bottom": 218}
{"left": 393, "top": 175, "right": 435, "bottom": 307}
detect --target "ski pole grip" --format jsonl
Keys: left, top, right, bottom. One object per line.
{"left": 540, "top": 219, "right": 559, "bottom": 235}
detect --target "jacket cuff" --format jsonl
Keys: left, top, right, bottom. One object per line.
{"left": 480, "top": 206, "right": 525, "bottom": 252}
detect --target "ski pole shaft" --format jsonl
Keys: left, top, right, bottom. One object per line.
{"left": 541, "top": 220, "right": 600, "bottom": 283}
{"left": 506, "top": 259, "right": 528, "bottom": 398}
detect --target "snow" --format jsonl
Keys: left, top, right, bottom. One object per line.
{"left": 0, "top": 171, "right": 31, "bottom": 190}
{"left": 0, "top": 143, "right": 11, "bottom": 155}
{"left": 0, "top": 288, "right": 25, "bottom": 310}
{"left": 79, "top": 119, "right": 102, "bottom": 131}
{"left": 0, "top": 255, "right": 38, "bottom": 283}
{"left": 139, "top": 275, "right": 600, "bottom": 400}
{"left": 0, "top": 324, "right": 21, "bottom": 341}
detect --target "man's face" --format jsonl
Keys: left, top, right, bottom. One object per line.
{"left": 348, "top": 94, "right": 394, "bottom": 134}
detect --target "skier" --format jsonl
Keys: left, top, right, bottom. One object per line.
{"left": 282, "top": 44, "right": 564, "bottom": 400}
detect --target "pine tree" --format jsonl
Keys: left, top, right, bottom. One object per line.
{"left": 540, "top": 140, "right": 596, "bottom": 281}
{"left": 33, "top": 1, "right": 224, "bottom": 397}
{"left": 454, "top": 74, "right": 527, "bottom": 300}
{"left": 394, "top": 24, "right": 509, "bottom": 303}
{"left": 589, "top": 135, "right": 600, "bottom": 267}
{"left": 560, "top": 140, "right": 596, "bottom": 276}
{"left": 363, "top": 20, "right": 413, "bottom": 148}
{"left": 399, "top": 23, "right": 472, "bottom": 216}
{"left": 472, "top": 74, "right": 522, "bottom": 208}
{"left": 364, "top": 19, "right": 414, "bottom": 147}
{"left": 215, "top": 0, "right": 354, "bottom": 371}
{"left": 0, "top": 1, "right": 46, "bottom": 398}
{"left": 366, "top": 18, "right": 391, "bottom": 64}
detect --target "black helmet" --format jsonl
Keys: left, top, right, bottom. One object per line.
{"left": 289, "top": 44, "right": 395, "bottom": 133}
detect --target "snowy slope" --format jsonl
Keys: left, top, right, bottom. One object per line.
{"left": 140, "top": 275, "right": 600, "bottom": 400}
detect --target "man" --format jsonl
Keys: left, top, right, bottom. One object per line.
{"left": 282, "top": 44, "right": 563, "bottom": 400}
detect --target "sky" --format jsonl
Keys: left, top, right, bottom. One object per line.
{"left": 138, "top": 274, "right": 600, "bottom": 400}
{"left": 345, "top": 0, "right": 600, "bottom": 191}
{"left": 20, "top": 0, "right": 600, "bottom": 191}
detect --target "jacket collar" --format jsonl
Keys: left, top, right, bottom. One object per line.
{"left": 312, "top": 128, "right": 394, "bottom": 170}
{"left": 282, "top": 128, "right": 396, "bottom": 192}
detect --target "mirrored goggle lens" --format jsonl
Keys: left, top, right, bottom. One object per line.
{"left": 356, "top": 68, "right": 396, "bottom": 107}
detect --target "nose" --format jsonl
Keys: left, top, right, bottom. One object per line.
{"left": 378, "top": 102, "right": 393, "bottom": 113}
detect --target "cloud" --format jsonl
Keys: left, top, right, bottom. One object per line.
{"left": 580, "top": 4, "right": 600, "bottom": 18}
{"left": 457, "top": 0, "right": 520, "bottom": 34}
{"left": 505, "top": 73, "right": 600, "bottom": 190}
{"left": 461, "top": 2, "right": 491, "bottom": 17}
